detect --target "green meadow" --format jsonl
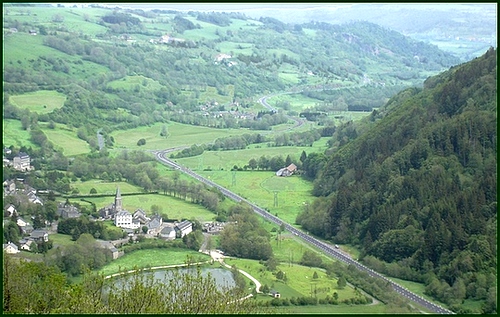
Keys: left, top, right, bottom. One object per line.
{"left": 72, "top": 180, "right": 142, "bottom": 196}
{"left": 107, "top": 75, "right": 164, "bottom": 91}
{"left": 224, "top": 257, "right": 359, "bottom": 300}
{"left": 4, "top": 6, "right": 109, "bottom": 36}
{"left": 9, "top": 90, "right": 66, "bottom": 114}
{"left": 111, "top": 121, "right": 252, "bottom": 151}
{"left": 41, "top": 125, "right": 90, "bottom": 156}
{"left": 2, "top": 119, "right": 38, "bottom": 149}
{"left": 190, "top": 170, "right": 313, "bottom": 225}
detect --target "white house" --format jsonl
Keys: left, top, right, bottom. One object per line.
{"left": 114, "top": 210, "right": 140, "bottom": 229}
{"left": 13, "top": 152, "right": 31, "bottom": 171}
{"left": 3, "top": 242, "right": 20, "bottom": 254}
{"left": 19, "top": 239, "right": 35, "bottom": 251}
{"left": 17, "top": 217, "right": 30, "bottom": 227}
{"left": 5, "top": 204, "right": 17, "bottom": 217}
{"left": 175, "top": 220, "right": 193, "bottom": 238}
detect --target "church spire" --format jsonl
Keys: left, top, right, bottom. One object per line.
{"left": 114, "top": 186, "right": 122, "bottom": 212}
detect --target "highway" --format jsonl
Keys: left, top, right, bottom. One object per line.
{"left": 152, "top": 148, "right": 454, "bottom": 314}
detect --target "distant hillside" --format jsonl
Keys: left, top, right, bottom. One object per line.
{"left": 297, "top": 48, "right": 496, "bottom": 313}
{"left": 3, "top": 4, "right": 460, "bottom": 139}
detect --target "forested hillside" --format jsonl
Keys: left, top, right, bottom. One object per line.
{"left": 297, "top": 48, "right": 496, "bottom": 313}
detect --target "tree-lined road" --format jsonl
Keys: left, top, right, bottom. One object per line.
{"left": 153, "top": 148, "right": 454, "bottom": 314}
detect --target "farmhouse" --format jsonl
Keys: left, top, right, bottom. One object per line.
{"left": 3, "top": 180, "right": 16, "bottom": 193}
{"left": 276, "top": 163, "right": 297, "bottom": 177}
{"left": 97, "top": 240, "right": 123, "bottom": 260}
{"left": 147, "top": 215, "right": 163, "bottom": 235}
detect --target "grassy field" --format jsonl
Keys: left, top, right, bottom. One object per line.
{"left": 49, "top": 233, "right": 75, "bottom": 248}
{"left": 190, "top": 170, "right": 313, "bottom": 225}
{"left": 98, "top": 248, "right": 211, "bottom": 276}
{"left": 2, "top": 119, "right": 38, "bottom": 149}
{"left": 40, "top": 124, "right": 90, "bottom": 156}
{"left": 106, "top": 75, "right": 164, "bottom": 91}
{"left": 272, "top": 303, "right": 387, "bottom": 314}
{"left": 72, "top": 180, "right": 142, "bottom": 196}
{"left": 224, "top": 257, "right": 359, "bottom": 300}
{"left": 174, "top": 143, "right": 328, "bottom": 172}
{"left": 111, "top": 121, "right": 253, "bottom": 151}
{"left": 4, "top": 6, "right": 109, "bottom": 36}
{"left": 9, "top": 90, "right": 66, "bottom": 114}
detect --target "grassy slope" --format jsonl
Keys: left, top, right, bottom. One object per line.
{"left": 2, "top": 119, "right": 38, "bottom": 149}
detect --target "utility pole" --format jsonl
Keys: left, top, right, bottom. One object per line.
{"left": 232, "top": 170, "right": 236, "bottom": 186}
{"left": 273, "top": 191, "right": 278, "bottom": 207}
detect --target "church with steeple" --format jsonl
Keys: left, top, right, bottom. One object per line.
{"left": 99, "top": 187, "right": 124, "bottom": 219}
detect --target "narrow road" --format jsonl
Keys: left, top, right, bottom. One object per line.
{"left": 152, "top": 149, "right": 454, "bottom": 314}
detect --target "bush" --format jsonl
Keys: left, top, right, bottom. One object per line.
{"left": 137, "top": 138, "right": 146, "bottom": 146}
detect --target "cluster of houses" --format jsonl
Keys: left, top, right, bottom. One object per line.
{"left": 100, "top": 187, "right": 193, "bottom": 239}
{"left": 3, "top": 226, "right": 49, "bottom": 255}
{"left": 3, "top": 179, "right": 43, "bottom": 206}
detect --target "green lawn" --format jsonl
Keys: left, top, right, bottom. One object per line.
{"left": 98, "top": 249, "right": 211, "bottom": 276}
{"left": 9, "top": 90, "right": 66, "bottom": 114}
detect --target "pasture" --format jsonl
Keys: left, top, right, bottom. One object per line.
{"left": 190, "top": 170, "right": 314, "bottom": 225}
{"left": 2, "top": 119, "right": 38, "bottom": 149}
{"left": 224, "top": 258, "right": 359, "bottom": 300}
{"left": 174, "top": 137, "right": 330, "bottom": 172}
{"left": 9, "top": 90, "right": 66, "bottom": 114}
{"left": 107, "top": 75, "right": 163, "bottom": 91}
{"left": 4, "top": 5, "right": 109, "bottom": 36}
{"left": 72, "top": 180, "right": 142, "bottom": 196}
{"left": 111, "top": 121, "right": 252, "bottom": 150}
{"left": 41, "top": 125, "right": 90, "bottom": 156}
{"left": 98, "top": 249, "right": 211, "bottom": 277}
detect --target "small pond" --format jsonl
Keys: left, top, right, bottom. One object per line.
{"left": 108, "top": 267, "right": 236, "bottom": 290}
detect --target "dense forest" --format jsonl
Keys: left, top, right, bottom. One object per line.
{"left": 296, "top": 48, "right": 496, "bottom": 313}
